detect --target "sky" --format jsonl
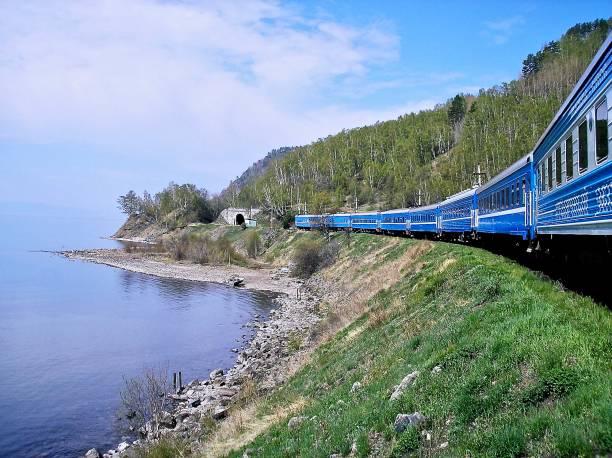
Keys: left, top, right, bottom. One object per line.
{"left": 1, "top": 0, "right": 610, "bottom": 218}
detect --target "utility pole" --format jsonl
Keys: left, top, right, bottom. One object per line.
{"left": 417, "top": 189, "right": 422, "bottom": 206}
{"left": 473, "top": 164, "right": 486, "bottom": 187}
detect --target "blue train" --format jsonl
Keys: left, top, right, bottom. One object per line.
{"left": 297, "top": 34, "right": 612, "bottom": 251}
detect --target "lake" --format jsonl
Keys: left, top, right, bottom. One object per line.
{"left": 0, "top": 208, "right": 275, "bottom": 457}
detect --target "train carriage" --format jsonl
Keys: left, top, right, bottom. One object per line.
{"left": 476, "top": 155, "right": 533, "bottom": 240}
{"left": 533, "top": 34, "right": 612, "bottom": 237}
{"left": 350, "top": 212, "right": 380, "bottom": 231}
{"left": 295, "top": 214, "right": 323, "bottom": 230}
{"left": 439, "top": 188, "right": 477, "bottom": 237}
{"left": 380, "top": 209, "right": 411, "bottom": 233}
{"left": 296, "top": 33, "right": 612, "bottom": 259}
{"left": 408, "top": 203, "right": 438, "bottom": 235}
{"left": 327, "top": 213, "right": 351, "bottom": 230}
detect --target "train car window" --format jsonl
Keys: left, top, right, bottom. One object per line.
{"left": 510, "top": 185, "right": 514, "bottom": 206}
{"left": 505, "top": 188, "right": 510, "bottom": 208}
{"left": 547, "top": 155, "right": 553, "bottom": 190}
{"left": 596, "top": 99, "right": 608, "bottom": 163}
{"left": 579, "top": 119, "right": 588, "bottom": 172}
{"left": 521, "top": 179, "right": 526, "bottom": 205}
{"left": 555, "top": 146, "right": 562, "bottom": 185}
{"left": 539, "top": 163, "right": 544, "bottom": 193}
{"left": 565, "top": 136, "right": 573, "bottom": 180}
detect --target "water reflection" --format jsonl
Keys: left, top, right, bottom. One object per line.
{"left": 0, "top": 246, "right": 276, "bottom": 458}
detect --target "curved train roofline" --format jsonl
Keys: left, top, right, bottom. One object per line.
{"left": 476, "top": 153, "right": 533, "bottom": 195}
{"left": 295, "top": 33, "right": 612, "bottom": 244}
{"left": 531, "top": 33, "right": 611, "bottom": 163}
{"left": 439, "top": 187, "right": 477, "bottom": 206}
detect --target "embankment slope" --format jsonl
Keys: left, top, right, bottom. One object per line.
{"left": 205, "top": 233, "right": 611, "bottom": 457}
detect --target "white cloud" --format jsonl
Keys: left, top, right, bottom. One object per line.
{"left": 483, "top": 15, "right": 525, "bottom": 45}
{"left": 0, "top": 0, "right": 436, "bottom": 193}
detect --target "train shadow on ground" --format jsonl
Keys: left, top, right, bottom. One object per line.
{"left": 473, "top": 238, "right": 611, "bottom": 308}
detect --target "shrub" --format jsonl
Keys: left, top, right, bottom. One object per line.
{"left": 390, "top": 428, "right": 420, "bottom": 457}
{"left": 246, "top": 230, "right": 261, "bottom": 258}
{"left": 117, "top": 366, "right": 170, "bottom": 437}
{"left": 163, "top": 232, "right": 243, "bottom": 265}
{"left": 280, "top": 210, "right": 297, "bottom": 229}
{"left": 163, "top": 231, "right": 189, "bottom": 260}
{"left": 292, "top": 239, "right": 339, "bottom": 278}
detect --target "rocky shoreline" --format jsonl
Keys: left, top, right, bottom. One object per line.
{"left": 62, "top": 249, "right": 323, "bottom": 458}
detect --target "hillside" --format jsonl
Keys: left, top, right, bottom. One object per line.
{"left": 130, "top": 229, "right": 611, "bottom": 457}
{"left": 220, "top": 147, "right": 295, "bottom": 206}
{"left": 232, "top": 19, "right": 610, "bottom": 215}
{"left": 213, "top": 233, "right": 611, "bottom": 457}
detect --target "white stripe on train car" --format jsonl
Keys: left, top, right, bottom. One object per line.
{"left": 442, "top": 216, "right": 471, "bottom": 222}
{"left": 538, "top": 218, "right": 612, "bottom": 228}
{"left": 478, "top": 207, "right": 525, "bottom": 219}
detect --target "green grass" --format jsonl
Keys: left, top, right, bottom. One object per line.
{"left": 226, "top": 237, "right": 611, "bottom": 457}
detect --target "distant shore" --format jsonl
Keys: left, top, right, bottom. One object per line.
{"left": 61, "top": 248, "right": 299, "bottom": 296}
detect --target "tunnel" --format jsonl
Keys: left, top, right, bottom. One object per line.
{"left": 235, "top": 213, "right": 245, "bottom": 225}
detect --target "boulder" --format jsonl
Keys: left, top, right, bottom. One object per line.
{"left": 84, "top": 449, "right": 101, "bottom": 458}
{"left": 288, "top": 415, "right": 307, "bottom": 429}
{"left": 350, "top": 381, "right": 362, "bottom": 393}
{"left": 210, "top": 368, "right": 224, "bottom": 380}
{"left": 431, "top": 365, "right": 442, "bottom": 374}
{"left": 390, "top": 371, "right": 420, "bottom": 401}
{"left": 117, "top": 442, "right": 130, "bottom": 452}
{"left": 394, "top": 412, "right": 426, "bottom": 433}
{"left": 212, "top": 405, "right": 229, "bottom": 420}
{"left": 158, "top": 411, "right": 176, "bottom": 429}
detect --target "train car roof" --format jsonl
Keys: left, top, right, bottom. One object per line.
{"left": 531, "top": 33, "right": 612, "bottom": 162}
{"left": 439, "top": 187, "right": 476, "bottom": 206}
{"left": 477, "top": 153, "right": 532, "bottom": 194}
{"left": 411, "top": 202, "right": 438, "bottom": 212}
{"left": 381, "top": 208, "right": 412, "bottom": 214}
{"left": 295, "top": 214, "right": 320, "bottom": 217}
{"left": 350, "top": 211, "right": 379, "bottom": 216}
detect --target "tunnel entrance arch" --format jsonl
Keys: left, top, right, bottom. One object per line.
{"left": 235, "top": 214, "right": 245, "bottom": 225}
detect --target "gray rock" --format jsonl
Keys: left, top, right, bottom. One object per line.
{"left": 84, "top": 449, "right": 101, "bottom": 458}
{"left": 210, "top": 368, "right": 224, "bottom": 379}
{"left": 394, "top": 412, "right": 426, "bottom": 433}
{"left": 117, "top": 442, "right": 130, "bottom": 452}
{"left": 350, "top": 381, "right": 362, "bottom": 393}
{"left": 287, "top": 415, "right": 307, "bottom": 429}
{"left": 158, "top": 411, "right": 176, "bottom": 429}
{"left": 390, "top": 371, "right": 420, "bottom": 401}
{"left": 431, "top": 365, "right": 442, "bottom": 374}
{"left": 212, "top": 405, "right": 228, "bottom": 420}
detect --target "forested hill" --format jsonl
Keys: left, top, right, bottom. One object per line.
{"left": 220, "top": 146, "right": 295, "bottom": 205}
{"left": 232, "top": 19, "right": 610, "bottom": 217}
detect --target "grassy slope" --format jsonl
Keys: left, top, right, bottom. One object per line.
{"left": 219, "top": 234, "right": 611, "bottom": 457}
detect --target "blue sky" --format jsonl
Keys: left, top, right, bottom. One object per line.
{"left": 1, "top": 0, "right": 610, "bottom": 218}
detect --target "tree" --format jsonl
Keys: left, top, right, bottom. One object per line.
{"left": 117, "top": 190, "right": 141, "bottom": 216}
{"left": 448, "top": 94, "right": 466, "bottom": 126}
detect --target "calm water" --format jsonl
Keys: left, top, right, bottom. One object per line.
{"left": 0, "top": 208, "right": 275, "bottom": 457}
